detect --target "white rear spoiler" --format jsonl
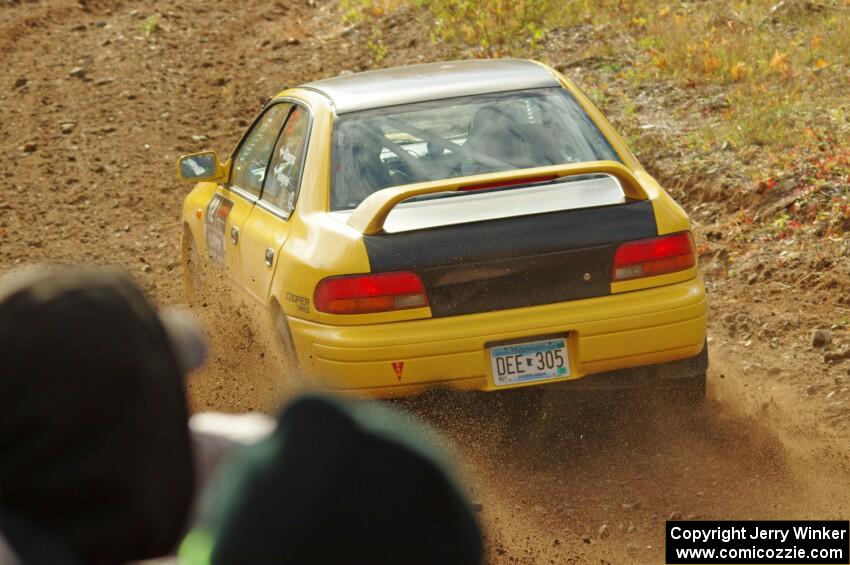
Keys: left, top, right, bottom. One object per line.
{"left": 346, "top": 160, "right": 647, "bottom": 235}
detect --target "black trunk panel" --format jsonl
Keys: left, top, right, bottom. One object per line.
{"left": 420, "top": 245, "right": 613, "bottom": 316}
{"left": 362, "top": 200, "right": 658, "bottom": 317}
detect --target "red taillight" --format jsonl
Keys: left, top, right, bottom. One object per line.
{"left": 314, "top": 272, "right": 429, "bottom": 314}
{"left": 612, "top": 232, "right": 696, "bottom": 281}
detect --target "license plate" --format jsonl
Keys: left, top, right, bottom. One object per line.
{"left": 489, "top": 337, "right": 570, "bottom": 386}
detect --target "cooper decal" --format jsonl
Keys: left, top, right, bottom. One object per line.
{"left": 285, "top": 291, "right": 310, "bottom": 314}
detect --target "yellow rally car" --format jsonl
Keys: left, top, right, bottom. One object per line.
{"left": 177, "top": 59, "right": 708, "bottom": 401}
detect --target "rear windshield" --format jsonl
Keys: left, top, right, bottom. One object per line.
{"left": 330, "top": 87, "right": 620, "bottom": 210}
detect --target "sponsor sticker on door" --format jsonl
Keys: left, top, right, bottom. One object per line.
{"left": 204, "top": 194, "right": 233, "bottom": 262}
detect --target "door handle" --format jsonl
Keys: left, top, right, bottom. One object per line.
{"left": 264, "top": 248, "right": 274, "bottom": 267}
{"left": 230, "top": 226, "right": 239, "bottom": 245}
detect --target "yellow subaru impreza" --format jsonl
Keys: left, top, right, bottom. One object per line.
{"left": 178, "top": 59, "right": 708, "bottom": 401}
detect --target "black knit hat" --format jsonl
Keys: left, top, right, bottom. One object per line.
{"left": 181, "top": 395, "right": 482, "bottom": 565}
{"left": 0, "top": 267, "right": 195, "bottom": 565}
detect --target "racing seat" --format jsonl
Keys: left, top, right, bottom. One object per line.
{"left": 514, "top": 124, "right": 566, "bottom": 166}
{"left": 336, "top": 132, "right": 393, "bottom": 208}
{"left": 466, "top": 105, "right": 523, "bottom": 166}
{"left": 468, "top": 103, "right": 582, "bottom": 168}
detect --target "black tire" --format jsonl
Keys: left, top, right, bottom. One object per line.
{"left": 667, "top": 371, "right": 706, "bottom": 409}
{"left": 273, "top": 307, "right": 303, "bottom": 379}
{"left": 496, "top": 386, "right": 548, "bottom": 444}
{"left": 182, "top": 231, "right": 207, "bottom": 306}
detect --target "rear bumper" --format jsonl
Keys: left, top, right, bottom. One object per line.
{"left": 289, "top": 277, "right": 708, "bottom": 398}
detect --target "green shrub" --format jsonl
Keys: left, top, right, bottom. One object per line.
{"left": 413, "top": 0, "right": 568, "bottom": 56}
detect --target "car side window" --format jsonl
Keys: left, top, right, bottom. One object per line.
{"left": 262, "top": 105, "right": 310, "bottom": 215}
{"left": 230, "top": 103, "right": 292, "bottom": 197}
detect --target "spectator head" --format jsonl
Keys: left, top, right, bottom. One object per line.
{"left": 0, "top": 266, "right": 201, "bottom": 564}
{"left": 181, "top": 394, "right": 482, "bottom": 565}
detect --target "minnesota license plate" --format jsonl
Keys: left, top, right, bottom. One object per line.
{"left": 489, "top": 337, "right": 570, "bottom": 386}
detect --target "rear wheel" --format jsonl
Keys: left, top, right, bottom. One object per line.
{"left": 183, "top": 231, "right": 207, "bottom": 306}
{"left": 273, "top": 307, "right": 303, "bottom": 380}
{"left": 495, "top": 386, "right": 548, "bottom": 444}
{"left": 666, "top": 371, "right": 706, "bottom": 410}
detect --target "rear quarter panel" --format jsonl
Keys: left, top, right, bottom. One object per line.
{"left": 547, "top": 62, "right": 692, "bottom": 235}
{"left": 546, "top": 62, "right": 697, "bottom": 293}
{"left": 266, "top": 89, "right": 431, "bottom": 325}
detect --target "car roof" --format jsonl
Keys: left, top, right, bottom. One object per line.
{"left": 300, "top": 59, "right": 560, "bottom": 114}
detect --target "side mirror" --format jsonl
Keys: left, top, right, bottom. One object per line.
{"left": 176, "top": 151, "right": 225, "bottom": 182}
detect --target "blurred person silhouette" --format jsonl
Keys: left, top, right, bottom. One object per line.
{"left": 0, "top": 267, "right": 204, "bottom": 565}
{"left": 0, "top": 267, "right": 481, "bottom": 564}
{"left": 0, "top": 532, "right": 21, "bottom": 565}
{"left": 179, "top": 394, "right": 483, "bottom": 565}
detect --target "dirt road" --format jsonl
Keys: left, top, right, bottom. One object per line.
{"left": 2, "top": 1, "right": 848, "bottom": 563}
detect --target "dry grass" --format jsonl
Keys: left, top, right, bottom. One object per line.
{"left": 574, "top": 0, "right": 850, "bottom": 149}
{"left": 343, "top": 0, "right": 850, "bottom": 233}
{"left": 346, "top": 0, "right": 849, "bottom": 151}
